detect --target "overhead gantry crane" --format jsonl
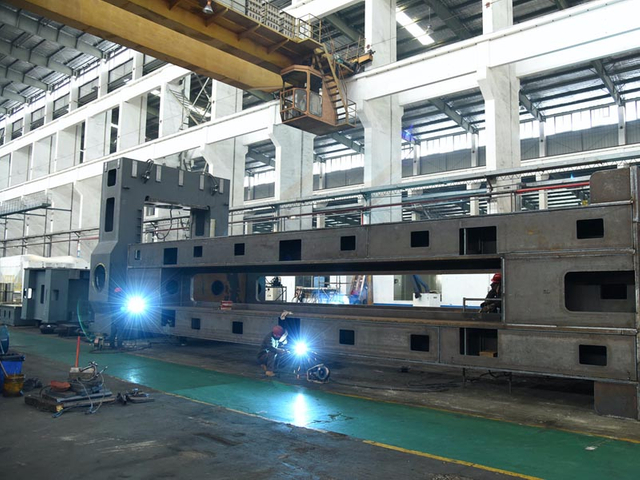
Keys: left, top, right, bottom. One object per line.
{"left": 9, "top": 0, "right": 372, "bottom": 135}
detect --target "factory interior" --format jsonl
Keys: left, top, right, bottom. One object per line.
{"left": 1, "top": 0, "right": 640, "bottom": 479}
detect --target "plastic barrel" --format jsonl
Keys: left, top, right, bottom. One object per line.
{"left": 2, "top": 373, "right": 24, "bottom": 397}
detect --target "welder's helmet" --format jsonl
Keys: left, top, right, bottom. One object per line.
{"left": 272, "top": 325, "right": 284, "bottom": 338}
{"left": 491, "top": 273, "right": 502, "bottom": 283}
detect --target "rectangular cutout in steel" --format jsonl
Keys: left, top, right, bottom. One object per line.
{"left": 193, "top": 246, "right": 203, "bottom": 258}
{"left": 191, "top": 318, "right": 201, "bottom": 330}
{"left": 410, "top": 334, "right": 430, "bottom": 352}
{"left": 105, "top": 197, "right": 115, "bottom": 232}
{"left": 565, "top": 271, "right": 634, "bottom": 312}
{"left": 339, "top": 329, "right": 355, "bottom": 345}
{"left": 340, "top": 235, "right": 356, "bottom": 251}
{"left": 161, "top": 309, "right": 176, "bottom": 327}
{"left": 577, "top": 219, "right": 604, "bottom": 239}
{"left": 163, "top": 247, "right": 178, "bottom": 265}
{"left": 459, "top": 328, "right": 498, "bottom": 357}
{"left": 411, "top": 231, "right": 430, "bottom": 248}
{"left": 134, "top": 249, "right": 141, "bottom": 261}
{"left": 279, "top": 239, "right": 302, "bottom": 261}
{"left": 107, "top": 169, "right": 117, "bottom": 187}
{"left": 232, "top": 321, "right": 243, "bottom": 334}
{"left": 234, "top": 243, "right": 245, "bottom": 256}
{"left": 459, "top": 227, "right": 497, "bottom": 255}
{"left": 579, "top": 345, "right": 607, "bottom": 366}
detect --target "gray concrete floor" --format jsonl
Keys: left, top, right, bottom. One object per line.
{"left": 129, "top": 336, "right": 640, "bottom": 442}
{"left": 1, "top": 349, "right": 514, "bottom": 480}
{"left": 1, "top": 330, "right": 639, "bottom": 480}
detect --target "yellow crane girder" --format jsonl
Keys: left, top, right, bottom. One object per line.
{"left": 102, "top": 0, "right": 303, "bottom": 73}
{"left": 9, "top": 0, "right": 284, "bottom": 92}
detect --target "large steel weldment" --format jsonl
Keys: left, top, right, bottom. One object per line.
{"left": 89, "top": 158, "right": 229, "bottom": 335}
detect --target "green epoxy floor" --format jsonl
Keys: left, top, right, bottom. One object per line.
{"left": 10, "top": 330, "right": 640, "bottom": 480}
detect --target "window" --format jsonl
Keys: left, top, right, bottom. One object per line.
{"left": 579, "top": 345, "right": 607, "bottom": 366}
{"left": 339, "top": 329, "right": 355, "bottom": 345}
{"left": 163, "top": 247, "right": 178, "bottom": 265}
{"left": 107, "top": 59, "right": 133, "bottom": 93}
{"left": 411, "top": 231, "right": 430, "bottom": 248}
{"left": 340, "top": 235, "right": 356, "bottom": 251}
{"left": 191, "top": 318, "right": 201, "bottom": 330}
{"left": 78, "top": 79, "right": 98, "bottom": 106}
{"left": 193, "top": 246, "right": 203, "bottom": 257}
{"left": 576, "top": 219, "right": 604, "bottom": 239}
{"left": 53, "top": 95, "right": 69, "bottom": 119}
{"left": 234, "top": 243, "right": 245, "bottom": 256}
{"left": 134, "top": 250, "right": 141, "bottom": 261}
{"left": 232, "top": 321, "right": 243, "bottom": 334}
{"left": 410, "top": 334, "right": 430, "bottom": 352}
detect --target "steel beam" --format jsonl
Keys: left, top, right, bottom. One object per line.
{"left": 0, "top": 40, "right": 73, "bottom": 76}
{"left": 246, "top": 148, "right": 276, "bottom": 169}
{"left": 592, "top": 59, "right": 623, "bottom": 106}
{"left": 348, "top": 0, "right": 640, "bottom": 104}
{"left": 4, "top": 0, "right": 283, "bottom": 92}
{"left": 0, "top": 65, "right": 48, "bottom": 92}
{"left": 422, "top": 0, "right": 472, "bottom": 40}
{"left": 429, "top": 98, "right": 476, "bottom": 134}
{"left": 0, "top": 4, "right": 104, "bottom": 58}
{"left": 519, "top": 91, "right": 544, "bottom": 122}
{"left": 0, "top": 89, "right": 27, "bottom": 104}
{"left": 328, "top": 132, "right": 364, "bottom": 154}
{"left": 326, "top": 13, "right": 361, "bottom": 43}
{"left": 101, "top": 0, "right": 295, "bottom": 72}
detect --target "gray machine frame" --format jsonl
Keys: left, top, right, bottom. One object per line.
{"left": 89, "top": 157, "right": 229, "bottom": 335}
{"left": 91, "top": 160, "right": 640, "bottom": 419}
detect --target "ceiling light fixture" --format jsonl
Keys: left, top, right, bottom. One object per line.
{"left": 203, "top": 0, "right": 213, "bottom": 14}
{"left": 396, "top": 8, "right": 434, "bottom": 46}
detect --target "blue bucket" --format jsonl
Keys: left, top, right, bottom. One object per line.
{"left": 0, "top": 354, "right": 25, "bottom": 390}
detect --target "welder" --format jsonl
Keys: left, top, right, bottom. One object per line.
{"left": 257, "top": 325, "right": 288, "bottom": 377}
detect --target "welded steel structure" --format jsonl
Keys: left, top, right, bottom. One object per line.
{"left": 91, "top": 161, "right": 640, "bottom": 419}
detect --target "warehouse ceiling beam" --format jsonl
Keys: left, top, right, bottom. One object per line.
{"left": 0, "top": 39, "right": 74, "bottom": 76}
{"left": 0, "top": 64, "right": 48, "bottom": 91}
{"left": 422, "top": 0, "right": 472, "bottom": 40}
{"left": 591, "top": 59, "right": 623, "bottom": 106}
{"left": 326, "top": 13, "right": 361, "bottom": 43}
{"left": 328, "top": 132, "right": 364, "bottom": 154}
{"left": 519, "top": 91, "right": 545, "bottom": 121}
{"left": 5, "top": 0, "right": 283, "bottom": 92}
{"left": 0, "top": 88, "right": 27, "bottom": 104}
{"left": 429, "top": 98, "right": 476, "bottom": 134}
{"left": 0, "top": 5, "right": 104, "bottom": 58}
{"left": 349, "top": 0, "right": 640, "bottom": 105}
{"left": 246, "top": 148, "right": 276, "bottom": 169}
{"left": 101, "top": 0, "right": 303, "bottom": 72}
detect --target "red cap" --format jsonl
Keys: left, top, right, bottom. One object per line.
{"left": 491, "top": 273, "right": 502, "bottom": 283}
{"left": 272, "top": 325, "right": 284, "bottom": 338}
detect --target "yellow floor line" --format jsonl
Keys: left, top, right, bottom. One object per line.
{"left": 165, "top": 391, "right": 540, "bottom": 478}
{"left": 363, "top": 440, "right": 544, "bottom": 480}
